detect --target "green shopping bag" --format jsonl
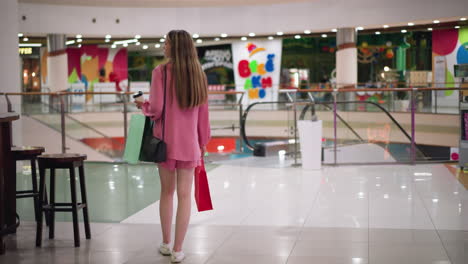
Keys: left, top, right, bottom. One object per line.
{"left": 123, "top": 114, "right": 146, "bottom": 164}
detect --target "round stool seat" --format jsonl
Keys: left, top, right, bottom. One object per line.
{"left": 12, "top": 146, "right": 45, "bottom": 159}
{"left": 38, "top": 153, "right": 87, "bottom": 163}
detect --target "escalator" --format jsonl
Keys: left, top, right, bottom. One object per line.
{"left": 22, "top": 98, "right": 124, "bottom": 161}
{"left": 240, "top": 99, "right": 431, "bottom": 164}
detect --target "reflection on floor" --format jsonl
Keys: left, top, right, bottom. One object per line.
{"left": 4, "top": 161, "right": 467, "bottom": 263}
{"left": 16, "top": 162, "right": 219, "bottom": 223}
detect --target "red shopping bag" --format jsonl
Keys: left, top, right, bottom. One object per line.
{"left": 194, "top": 160, "right": 213, "bottom": 212}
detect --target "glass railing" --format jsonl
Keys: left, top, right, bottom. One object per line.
{"left": 2, "top": 85, "right": 463, "bottom": 165}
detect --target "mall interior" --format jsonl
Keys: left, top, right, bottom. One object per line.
{"left": 1, "top": 0, "right": 468, "bottom": 263}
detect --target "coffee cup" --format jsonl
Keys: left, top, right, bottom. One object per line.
{"left": 133, "top": 91, "right": 144, "bottom": 103}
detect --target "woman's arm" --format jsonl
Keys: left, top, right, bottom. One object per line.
{"left": 197, "top": 101, "right": 211, "bottom": 154}
{"left": 140, "top": 66, "right": 164, "bottom": 120}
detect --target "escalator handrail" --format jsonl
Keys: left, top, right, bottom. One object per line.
{"left": 241, "top": 101, "right": 285, "bottom": 150}
{"left": 241, "top": 100, "right": 424, "bottom": 156}
{"left": 27, "top": 102, "right": 124, "bottom": 147}
{"left": 299, "top": 104, "right": 364, "bottom": 142}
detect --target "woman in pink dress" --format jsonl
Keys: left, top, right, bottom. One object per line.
{"left": 136, "top": 30, "right": 210, "bottom": 263}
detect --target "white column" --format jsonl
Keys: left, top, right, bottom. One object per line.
{"left": 0, "top": 0, "right": 22, "bottom": 146}
{"left": 336, "top": 28, "right": 357, "bottom": 108}
{"left": 46, "top": 34, "right": 68, "bottom": 92}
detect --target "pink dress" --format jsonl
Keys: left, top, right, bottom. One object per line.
{"left": 142, "top": 63, "right": 211, "bottom": 170}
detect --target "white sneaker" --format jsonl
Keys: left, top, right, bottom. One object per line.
{"left": 159, "top": 243, "right": 171, "bottom": 256}
{"left": 171, "top": 251, "right": 185, "bottom": 263}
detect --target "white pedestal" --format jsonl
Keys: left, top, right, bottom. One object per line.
{"left": 298, "top": 120, "right": 322, "bottom": 170}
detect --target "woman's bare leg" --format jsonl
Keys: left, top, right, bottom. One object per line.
{"left": 173, "top": 168, "right": 194, "bottom": 252}
{"left": 158, "top": 165, "right": 176, "bottom": 244}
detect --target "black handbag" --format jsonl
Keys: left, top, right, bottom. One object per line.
{"left": 139, "top": 65, "right": 167, "bottom": 163}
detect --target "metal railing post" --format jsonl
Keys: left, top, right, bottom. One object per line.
{"left": 237, "top": 93, "right": 245, "bottom": 153}
{"left": 122, "top": 92, "right": 128, "bottom": 142}
{"left": 333, "top": 88, "right": 338, "bottom": 165}
{"left": 5, "top": 95, "right": 13, "bottom": 112}
{"left": 59, "top": 93, "right": 67, "bottom": 154}
{"left": 410, "top": 89, "right": 416, "bottom": 164}
{"left": 293, "top": 101, "right": 298, "bottom": 166}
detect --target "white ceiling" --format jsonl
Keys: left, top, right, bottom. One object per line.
{"left": 19, "top": 0, "right": 313, "bottom": 7}
{"left": 18, "top": 0, "right": 468, "bottom": 37}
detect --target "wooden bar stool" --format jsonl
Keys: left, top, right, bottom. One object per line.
{"left": 36, "top": 153, "right": 91, "bottom": 247}
{"left": 12, "top": 146, "right": 49, "bottom": 225}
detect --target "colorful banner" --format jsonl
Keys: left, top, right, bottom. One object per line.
{"left": 432, "top": 27, "right": 468, "bottom": 109}
{"left": 41, "top": 45, "right": 128, "bottom": 100}
{"left": 232, "top": 40, "right": 282, "bottom": 105}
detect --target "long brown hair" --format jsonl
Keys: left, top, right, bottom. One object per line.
{"left": 166, "top": 30, "right": 208, "bottom": 109}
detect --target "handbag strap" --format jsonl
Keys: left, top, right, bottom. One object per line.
{"left": 162, "top": 64, "right": 167, "bottom": 140}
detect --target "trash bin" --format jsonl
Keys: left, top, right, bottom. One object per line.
{"left": 297, "top": 120, "right": 322, "bottom": 170}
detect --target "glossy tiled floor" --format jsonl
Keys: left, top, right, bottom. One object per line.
{"left": 2, "top": 161, "right": 467, "bottom": 263}
{"left": 15, "top": 162, "right": 218, "bottom": 223}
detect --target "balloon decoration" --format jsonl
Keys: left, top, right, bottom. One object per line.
{"left": 385, "top": 49, "right": 394, "bottom": 59}
{"left": 358, "top": 47, "right": 380, "bottom": 64}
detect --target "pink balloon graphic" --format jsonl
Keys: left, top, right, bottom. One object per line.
{"left": 432, "top": 29, "right": 458, "bottom": 55}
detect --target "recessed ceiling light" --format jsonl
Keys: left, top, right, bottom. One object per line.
{"left": 18, "top": 33, "right": 23, "bottom": 37}
{"left": 135, "top": 35, "right": 141, "bottom": 39}
{"left": 123, "top": 43, "right": 128, "bottom": 47}
{"left": 18, "top": 43, "right": 42, "bottom": 47}
{"left": 321, "top": 34, "right": 327, "bottom": 38}
{"left": 135, "top": 42, "right": 141, "bottom": 46}
{"left": 111, "top": 44, "right": 117, "bottom": 48}
{"left": 192, "top": 33, "right": 199, "bottom": 38}
{"left": 155, "top": 43, "right": 161, "bottom": 48}
{"left": 428, "top": 27, "right": 433, "bottom": 31}
{"left": 304, "top": 30, "right": 311, "bottom": 34}
{"left": 105, "top": 39, "right": 110, "bottom": 43}
{"left": 220, "top": 33, "right": 228, "bottom": 38}
{"left": 78, "top": 44, "right": 82, "bottom": 48}
{"left": 214, "top": 37, "right": 220, "bottom": 41}
{"left": 408, "top": 22, "right": 414, "bottom": 26}
{"left": 268, "top": 36, "right": 274, "bottom": 40}
{"left": 142, "top": 45, "right": 148, "bottom": 49}
{"left": 66, "top": 40, "right": 75, "bottom": 45}
{"left": 401, "top": 29, "right": 407, "bottom": 33}
{"left": 433, "top": 20, "right": 440, "bottom": 24}
{"left": 76, "top": 34, "right": 82, "bottom": 39}
{"left": 241, "top": 37, "right": 247, "bottom": 41}
{"left": 77, "top": 38, "right": 82, "bottom": 42}
{"left": 248, "top": 32, "right": 256, "bottom": 37}
{"left": 105, "top": 34, "right": 111, "bottom": 39}
{"left": 331, "top": 28, "right": 337, "bottom": 32}
{"left": 455, "top": 26, "right": 460, "bottom": 29}
{"left": 461, "top": 17, "right": 467, "bottom": 21}
{"left": 276, "top": 31, "right": 284, "bottom": 36}
{"left": 196, "top": 39, "right": 202, "bottom": 43}
{"left": 383, "top": 25, "right": 389, "bottom": 28}
{"left": 356, "top": 27, "right": 364, "bottom": 31}
{"left": 23, "top": 37, "right": 29, "bottom": 42}
{"left": 294, "top": 35, "right": 301, "bottom": 39}
{"left": 160, "top": 38, "right": 165, "bottom": 42}
{"left": 375, "top": 31, "right": 381, "bottom": 35}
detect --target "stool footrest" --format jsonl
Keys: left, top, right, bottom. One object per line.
{"left": 43, "top": 203, "right": 86, "bottom": 212}
{"left": 16, "top": 193, "right": 39, "bottom": 199}
{"left": 16, "top": 190, "right": 35, "bottom": 194}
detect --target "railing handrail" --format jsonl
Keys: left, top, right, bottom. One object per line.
{"left": 2, "top": 85, "right": 467, "bottom": 97}
{"left": 283, "top": 86, "right": 468, "bottom": 93}
{"left": 0, "top": 91, "right": 245, "bottom": 96}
